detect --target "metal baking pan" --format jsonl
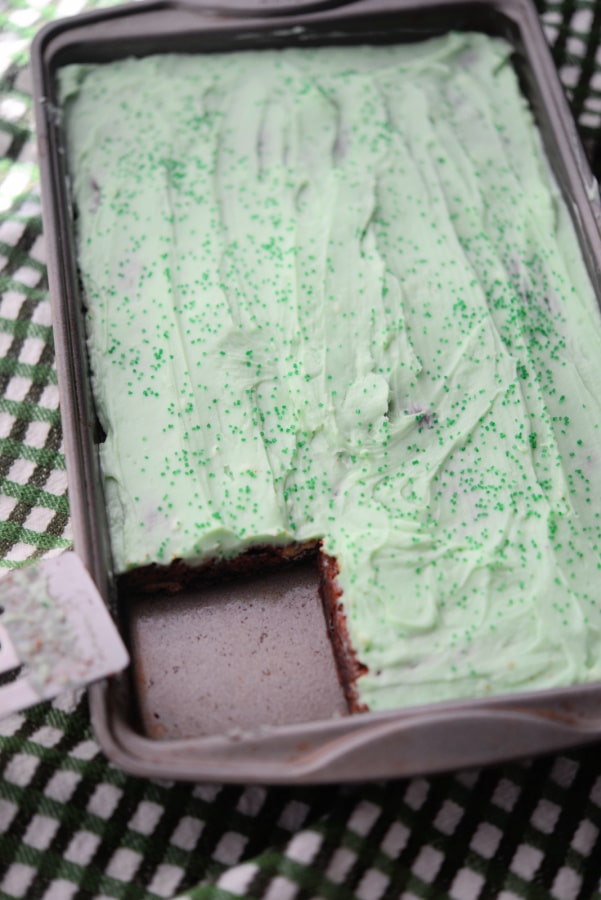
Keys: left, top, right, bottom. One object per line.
{"left": 31, "top": 0, "right": 601, "bottom": 783}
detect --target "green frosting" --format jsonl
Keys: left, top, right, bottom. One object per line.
{"left": 60, "top": 34, "right": 601, "bottom": 711}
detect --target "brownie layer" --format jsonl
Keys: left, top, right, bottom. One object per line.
{"left": 61, "top": 35, "right": 601, "bottom": 711}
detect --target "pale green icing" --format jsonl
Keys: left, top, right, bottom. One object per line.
{"left": 60, "top": 34, "right": 601, "bottom": 710}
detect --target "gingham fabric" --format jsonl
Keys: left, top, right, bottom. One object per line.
{"left": 3, "top": 1, "right": 601, "bottom": 898}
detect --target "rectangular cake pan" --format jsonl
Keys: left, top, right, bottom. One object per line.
{"left": 31, "top": 0, "right": 601, "bottom": 783}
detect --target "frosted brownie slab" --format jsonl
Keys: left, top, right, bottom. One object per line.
{"left": 60, "top": 33, "right": 601, "bottom": 711}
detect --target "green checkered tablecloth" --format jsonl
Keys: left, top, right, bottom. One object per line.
{"left": 4, "top": 1, "right": 601, "bottom": 898}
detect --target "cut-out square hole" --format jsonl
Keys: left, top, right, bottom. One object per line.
{"left": 126, "top": 560, "right": 347, "bottom": 739}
